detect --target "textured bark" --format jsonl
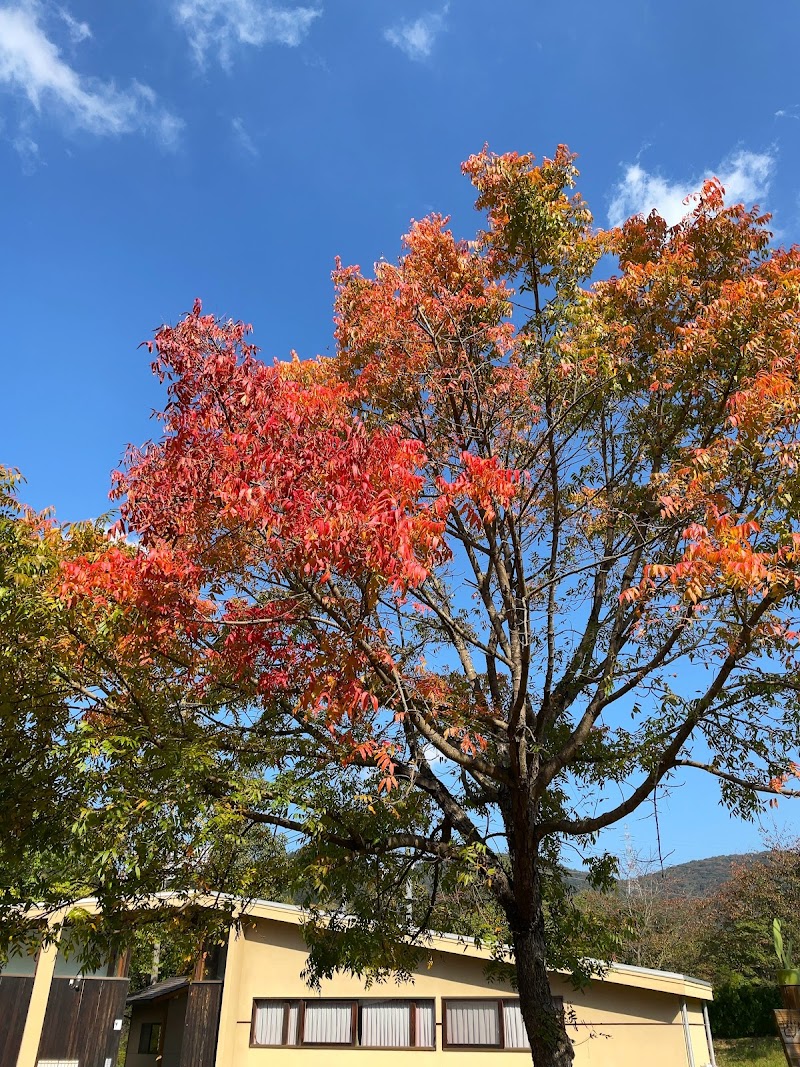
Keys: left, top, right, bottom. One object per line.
{"left": 513, "top": 917, "right": 574, "bottom": 1067}
{"left": 502, "top": 794, "right": 574, "bottom": 1067}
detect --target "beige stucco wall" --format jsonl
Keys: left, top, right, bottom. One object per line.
{"left": 162, "top": 993, "right": 189, "bottom": 1065}
{"left": 688, "top": 1001, "right": 713, "bottom": 1067}
{"left": 126, "top": 1004, "right": 167, "bottom": 1067}
{"left": 566, "top": 981, "right": 711, "bottom": 1067}
{"left": 215, "top": 914, "right": 713, "bottom": 1067}
{"left": 126, "top": 993, "right": 189, "bottom": 1067}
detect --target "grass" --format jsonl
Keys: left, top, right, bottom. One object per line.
{"left": 715, "top": 1037, "right": 786, "bottom": 1067}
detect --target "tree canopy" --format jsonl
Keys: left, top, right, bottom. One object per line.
{"left": 7, "top": 146, "right": 800, "bottom": 1067}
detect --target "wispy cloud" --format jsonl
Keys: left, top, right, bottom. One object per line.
{"left": 58, "top": 6, "right": 89, "bottom": 43}
{"left": 12, "top": 116, "right": 38, "bottom": 171}
{"left": 608, "top": 149, "right": 776, "bottom": 227}
{"left": 776, "top": 105, "right": 800, "bottom": 121}
{"left": 384, "top": 3, "right": 449, "bottom": 61}
{"left": 173, "top": 0, "right": 321, "bottom": 67}
{"left": 231, "top": 114, "right": 257, "bottom": 157}
{"left": 0, "top": 3, "right": 182, "bottom": 153}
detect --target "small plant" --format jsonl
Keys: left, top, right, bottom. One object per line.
{"left": 774, "top": 919, "right": 792, "bottom": 969}
{"left": 773, "top": 920, "right": 800, "bottom": 985}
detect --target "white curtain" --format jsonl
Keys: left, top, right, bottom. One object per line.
{"left": 416, "top": 1001, "right": 435, "bottom": 1048}
{"left": 303, "top": 1000, "right": 354, "bottom": 1044}
{"left": 287, "top": 1001, "right": 300, "bottom": 1045}
{"left": 503, "top": 1001, "right": 530, "bottom": 1049}
{"left": 361, "top": 1001, "right": 411, "bottom": 1047}
{"left": 253, "top": 1001, "right": 285, "bottom": 1046}
{"left": 446, "top": 1000, "right": 500, "bottom": 1046}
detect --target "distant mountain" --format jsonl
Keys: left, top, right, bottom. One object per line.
{"left": 639, "top": 852, "right": 767, "bottom": 897}
{"left": 566, "top": 851, "right": 768, "bottom": 898}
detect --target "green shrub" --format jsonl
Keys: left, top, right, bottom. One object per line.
{"left": 709, "top": 980, "right": 781, "bottom": 1038}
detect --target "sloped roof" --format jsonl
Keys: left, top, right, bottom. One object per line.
{"left": 127, "top": 975, "right": 190, "bottom": 1004}
{"left": 230, "top": 895, "right": 713, "bottom": 1001}
{"left": 70, "top": 891, "right": 713, "bottom": 1002}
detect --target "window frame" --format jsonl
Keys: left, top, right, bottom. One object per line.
{"left": 442, "top": 997, "right": 504, "bottom": 1050}
{"left": 358, "top": 998, "right": 436, "bottom": 1050}
{"left": 137, "top": 1021, "right": 162, "bottom": 1055}
{"left": 250, "top": 999, "right": 356, "bottom": 1048}
{"left": 250, "top": 997, "right": 436, "bottom": 1051}
{"left": 300, "top": 999, "right": 358, "bottom": 1047}
{"left": 441, "top": 996, "right": 564, "bottom": 1052}
{"left": 250, "top": 999, "right": 302, "bottom": 1048}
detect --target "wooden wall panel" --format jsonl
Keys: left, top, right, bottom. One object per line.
{"left": 0, "top": 975, "right": 34, "bottom": 1067}
{"left": 178, "top": 981, "right": 223, "bottom": 1067}
{"left": 37, "top": 976, "right": 129, "bottom": 1067}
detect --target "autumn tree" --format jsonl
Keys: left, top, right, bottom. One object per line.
{"left": 702, "top": 841, "right": 800, "bottom": 983}
{"left": 51, "top": 146, "right": 800, "bottom": 1067}
{"left": 0, "top": 466, "right": 86, "bottom": 920}
{"left": 0, "top": 470, "right": 291, "bottom": 959}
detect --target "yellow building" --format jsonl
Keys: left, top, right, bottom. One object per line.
{"left": 5, "top": 896, "right": 716, "bottom": 1067}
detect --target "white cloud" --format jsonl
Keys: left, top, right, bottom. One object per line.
{"left": 776, "top": 105, "right": 800, "bottom": 120}
{"left": 58, "top": 6, "right": 90, "bottom": 43}
{"left": 173, "top": 0, "right": 321, "bottom": 67}
{"left": 12, "top": 118, "right": 37, "bottom": 170}
{"left": 231, "top": 114, "right": 257, "bottom": 157}
{"left": 0, "top": 3, "right": 182, "bottom": 149}
{"left": 608, "top": 149, "right": 776, "bottom": 228}
{"left": 384, "top": 3, "right": 448, "bottom": 61}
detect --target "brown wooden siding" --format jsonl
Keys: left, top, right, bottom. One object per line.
{"left": 37, "top": 975, "right": 129, "bottom": 1067}
{"left": 0, "top": 975, "right": 34, "bottom": 1067}
{"left": 178, "top": 980, "right": 223, "bottom": 1067}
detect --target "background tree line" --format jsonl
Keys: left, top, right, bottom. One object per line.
{"left": 571, "top": 841, "right": 798, "bottom": 1037}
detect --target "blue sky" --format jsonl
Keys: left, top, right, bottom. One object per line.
{"left": 2, "top": 0, "right": 799, "bottom": 866}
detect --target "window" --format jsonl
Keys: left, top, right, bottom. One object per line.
{"left": 360, "top": 1000, "right": 435, "bottom": 1049}
{"left": 303, "top": 1001, "right": 354, "bottom": 1045}
{"left": 137, "top": 1022, "right": 161, "bottom": 1054}
{"left": 502, "top": 1001, "right": 530, "bottom": 1050}
{"left": 444, "top": 1000, "right": 501, "bottom": 1048}
{"left": 251, "top": 999, "right": 435, "bottom": 1049}
{"left": 252, "top": 1001, "right": 297, "bottom": 1046}
{"left": 443, "top": 998, "right": 563, "bottom": 1051}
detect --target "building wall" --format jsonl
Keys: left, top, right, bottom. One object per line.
{"left": 127, "top": 1003, "right": 168, "bottom": 1067}
{"left": 15, "top": 933, "right": 60, "bottom": 1067}
{"left": 127, "top": 985, "right": 224, "bottom": 1067}
{"left": 688, "top": 1002, "right": 713, "bottom": 1067}
{"left": 0, "top": 975, "right": 34, "bottom": 1064}
{"left": 2, "top": 949, "right": 38, "bottom": 977}
{"left": 51, "top": 930, "right": 111, "bottom": 978}
{"left": 126, "top": 995, "right": 192, "bottom": 1067}
{"left": 36, "top": 975, "right": 129, "bottom": 1066}
{"left": 217, "top": 916, "right": 713, "bottom": 1067}
{"left": 566, "top": 981, "right": 710, "bottom": 1067}
{"left": 163, "top": 994, "right": 189, "bottom": 1067}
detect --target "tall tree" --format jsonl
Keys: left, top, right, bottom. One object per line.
{"left": 0, "top": 467, "right": 84, "bottom": 923}
{"left": 0, "top": 470, "right": 291, "bottom": 958}
{"left": 56, "top": 147, "right": 800, "bottom": 1067}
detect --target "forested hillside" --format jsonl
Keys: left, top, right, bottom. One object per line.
{"left": 566, "top": 851, "right": 767, "bottom": 897}
{"left": 635, "top": 852, "right": 767, "bottom": 897}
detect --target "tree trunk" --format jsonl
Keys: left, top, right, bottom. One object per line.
{"left": 512, "top": 917, "right": 574, "bottom": 1067}
{"left": 504, "top": 837, "right": 574, "bottom": 1067}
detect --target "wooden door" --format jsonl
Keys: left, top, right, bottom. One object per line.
{"left": 0, "top": 975, "right": 34, "bottom": 1067}
{"left": 37, "top": 976, "right": 129, "bottom": 1067}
